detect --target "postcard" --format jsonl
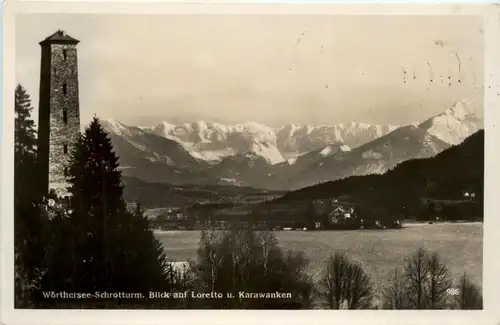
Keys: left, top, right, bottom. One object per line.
{"left": 2, "top": 1, "right": 500, "bottom": 325}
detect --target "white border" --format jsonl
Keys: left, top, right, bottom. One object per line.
{"left": 2, "top": 2, "right": 500, "bottom": 325}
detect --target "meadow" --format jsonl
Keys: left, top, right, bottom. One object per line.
{"left": 155, "top": 222, "right": 483, "bottom": 293}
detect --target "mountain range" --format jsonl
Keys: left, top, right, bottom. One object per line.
{"left": 101, "top": 99, "right": 483, "bottom": 190}
{"left": 278, "top": 129, "right": 484, "bottom": 220}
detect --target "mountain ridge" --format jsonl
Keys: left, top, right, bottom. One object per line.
{"left": 101, "top": 100, "right": 483, "bottom": 190}
{"left": 139, "top": 119, "right": 399, "bottom": 163}
{"left": 277, "top": 130, "right": 484, "bottom": 221}
{"left": 419, "top": 99, "right": 483, "bottom": 145}
{"left": 282, "top": 125, "right": 451, "bottom": 189}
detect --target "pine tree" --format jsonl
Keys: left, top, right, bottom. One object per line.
{"left": 39, "top": 117, "right": 171, "bottom": 307}
{"left": 14, "top": 84, "right": 45, "bottom": 307}
{"left": 15, "top": 84, "right": 37, "bottom": 158}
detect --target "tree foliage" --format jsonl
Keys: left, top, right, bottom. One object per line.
{"left": 318, "top": 251, "right": 373, "bottom": 309}
{"left": 404, "top": 248, "right": 430, "bottom": 309}
{"left": 382, "top": 248, "right": 452, "bottom": 309}
{"left": 14, "top": 84, "right": 46, "bottom": 307}
{"left": 382, "top": 268, "right": 409, "bottom": 309}
{"left": 192, "top": 224, "right": 314, "bottom": 309}
{"left": 425, "top": 251, "right": 453, "bottom": 308}
{"left": 14, "top": 84, "right": 37, "bottom": 157}
{"left": 38, "top": 118, "right": 173, "bottom": 308}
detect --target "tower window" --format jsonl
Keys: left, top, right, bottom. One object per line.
{"left": 63, "top": 109, "right": 68, "bottom": 124}
{"left": 63, "top": 83, "right": 67, "bottom": 95}
{"left": 63, "top": 144, "right": 68, "bottom": 154}
{"left": 63, "top": 49, "right": 67, "bottom": 60}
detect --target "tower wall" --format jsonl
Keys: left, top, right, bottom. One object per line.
{"left": 38, "top": 34, "right": 80, "bottom": 197}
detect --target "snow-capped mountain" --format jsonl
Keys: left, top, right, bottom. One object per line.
{"left": 207, "top": 152, "right": 275, "bottom": 187}
{"left": 145, "top": 121, "right": 285, "bottom": 165}
{"left": 283, "top": 125, "right": 451, "bottom": 190}
{"left": 100, "top": 119, "right": 215, "bottom": 185}
{"left": 102, "top": 119, "right": 198, "bottom": 166}
{"left": 276, "top": 122, "right": 397, "bottom": 158}
{"left": 261, "top": 142, "right": 353, "bottom": 189}
{"left": 277, "top": 100, "right": 484, "bottom": 189}
{"left": 143, "top": 120, "right": 396, "bottom": 164}
{"left": 419, "top": 100, "right": 483, "bottom": 145}
{"left": 101, "top": 99, "right": 483, "bottom": 190}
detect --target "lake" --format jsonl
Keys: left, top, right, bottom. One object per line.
{"left": 155, "top": 222, "right": 483, "bottom": 292}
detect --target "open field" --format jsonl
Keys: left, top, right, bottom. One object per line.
{"left": 155, "top": 222, "right": 483, "bottom": 293}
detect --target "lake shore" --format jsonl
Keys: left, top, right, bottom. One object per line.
{"left": 155, "top": 222, "right": 483, "bottom": 294}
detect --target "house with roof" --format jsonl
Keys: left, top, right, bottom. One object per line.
{"left": 323, "top": 204, "right": 359, "bottom": 229}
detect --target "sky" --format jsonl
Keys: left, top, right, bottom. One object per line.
{"left": 16, "top": 14, "right": 484, "bottom": 127}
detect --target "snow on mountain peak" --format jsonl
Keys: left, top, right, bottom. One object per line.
{"left": 319, "top": 146, "right": 334, "bottom": 157}
{"left": 340, "top": 145, "right": 351, "bottom": 152}
{"left": 249, "top": 141, "right": 285, "bottom": 164}
{"left": 233, "top": 121, "right": 277, "bottom": 143}
{"left": 102, "top": 118, "right": 132, "bottom": 137}
{"left": 445, "top": 100, "right": 475, "bottom": 121}
{"left": 419, "top": 99, "right": 483, "bottom": 145}
{"left": 146, "top": 120, "right": 283, "bottom": 164}
{"left": 318, "top": 143, "right": 351, "bottom": 158}
{"left": 276, "top": 122, "right": 397, "bottom": 157}
{"left": 161, "top": 121, "right": 176, "bottom": 130}
{"left": 192, "top": 120, "right": 210, "bottom": 131}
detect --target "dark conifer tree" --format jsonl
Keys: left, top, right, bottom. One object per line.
{"left": 14, "top": 84, "right": 46, "bottom": 307}
{"left": 39, "top": 117, "right": 171, "bottom": 307}
{"left": 14, "top": 84, "right": 37, "bottom": 157}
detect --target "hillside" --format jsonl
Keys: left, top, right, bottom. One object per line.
{"left": 121, "top": 176, "right": 285, "bottom": 208}
{"left": 282, "top": 125, "right": 451, "bottom": 189}
{"left": 278, "top": 130, "right": 484, "bottom": 218}
{"left": 102, "top": 120, "right": 216, "bottom": 185}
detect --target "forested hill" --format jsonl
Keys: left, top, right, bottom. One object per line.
{"left": 121, "top": 175, "right": 285, "bottom": 208}
{"left": 277, "top": 130, "right": 484, "bottom": 218}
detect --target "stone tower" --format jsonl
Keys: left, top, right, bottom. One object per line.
{"left": 37, "top": 30, "right": 81, "bottom": 197}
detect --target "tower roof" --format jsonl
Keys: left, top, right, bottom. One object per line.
{"left": 39, "top": 30, "right": 79, "bottom": 45}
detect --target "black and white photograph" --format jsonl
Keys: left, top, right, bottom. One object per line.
{"left": 3, "top": 2, "right": 500, "bottom": 323}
